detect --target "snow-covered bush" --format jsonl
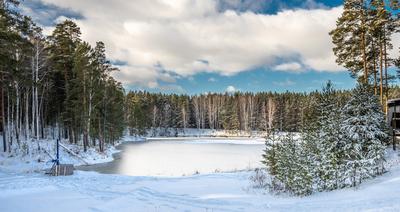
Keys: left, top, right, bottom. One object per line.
{"left": 263, "top": 132, "right": 313, "bottom": 196}
{"left": 249, "top": 168, "right": 269, "bottom": 189}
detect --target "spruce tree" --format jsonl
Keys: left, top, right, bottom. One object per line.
{"left": 264, "top": 132, "right": 312, "bottom": 196}
{"left": 314, "top": 82, "right": 344, "bottom": 190}
{"left": 340, "top": 84, "right": 388, "bottom": 187}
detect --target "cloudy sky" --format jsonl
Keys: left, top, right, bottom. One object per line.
{"left": 20, "top": 0, "right": 391, "bottom": 94}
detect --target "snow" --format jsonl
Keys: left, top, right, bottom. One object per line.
{"left": 0, "top": 135, "right": 144, "bottom": 173}
{"left": 79, "top": 138, "right": 265, "bottom": 176}
{"left": 1, "top": 151, "right": 400, "bottom": 211}
{"left": 1, "top": 134, "right": 400, "bottom": 211}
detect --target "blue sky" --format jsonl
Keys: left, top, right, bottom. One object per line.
{"left": 21, "top": 0, "right": 377, "bottom": 94}
{"left": 137, "top": 69, "right": 356, "bottom": 94}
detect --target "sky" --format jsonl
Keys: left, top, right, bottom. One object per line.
{"left": 20, "top": 0, "right": 399, "bottom": 94}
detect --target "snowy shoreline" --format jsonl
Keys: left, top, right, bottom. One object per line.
{"left": 0, "top": 133, "right": 264, "bottom": 174}
{"left": 0, "top": 152, "right": 400, "bottom": 211}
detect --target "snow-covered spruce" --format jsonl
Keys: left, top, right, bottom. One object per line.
{"left": 263, "top": 83, "right": 389, "bottom": 195}
{"left": 340, "top": 84, "right": 388, "bottom": 187}
{"left": 313, "top": 81, "right": 344, "bottom": 191}
{"left": 263, "top": 132, "right": 312, "bottom": 196}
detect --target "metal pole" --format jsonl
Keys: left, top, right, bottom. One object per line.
{"left": 56, "top": 139, "right": 60, "bottom": 165}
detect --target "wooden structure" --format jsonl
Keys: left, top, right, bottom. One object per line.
{"left": 46, "top": 139, "right": 75, "bottom": 176}
{"left": 387, "top": 99, "right": 400, "bottom": 150}
{"left": 49, "top": 164, "right": 74, "bottom": 176}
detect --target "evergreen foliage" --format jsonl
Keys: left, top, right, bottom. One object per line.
{"left": 330, "top": 0, "right": 399, "bottom": 101}
{"left": 340, "top": 84, "right": 388, "bottom": 186}
{"left": 263, "top": 83, "right": 389, "bottom": 196}
{"left": 0, "top": 1, "right": 124, "bottom": 153}
{"left": 125, "top": 91, "right": 352, "bottom": 135}
{"left": 264, "top": 132, "right": 312, "bottom": 196}
{"left": 314, "top": 81, "right": 344, "bottom": 191}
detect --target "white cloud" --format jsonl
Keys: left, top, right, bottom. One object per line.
{"left": 226, "top": 85, "right": 237, "bottom": 93}
{"left": 36, "top": 0, "right": 345, "bottom": 89}
{"left": 273, "top": 62, "right": 303, "bottom": 72}
{"left": 389, "top": 33, "right": 400, "bottom": 60}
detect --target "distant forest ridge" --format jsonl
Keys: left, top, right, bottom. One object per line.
{"left": 125, "top": 85, "right": 400, "bottom": 135}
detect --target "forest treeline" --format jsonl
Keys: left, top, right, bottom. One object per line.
{"left": 125, "top": 90, "right": 350, "bottom": 135}
{"left": 125, "top": 86, "right": 400, "bottom": 136}
{"left": 0, "top": 1, "right": 124, "bottom": 153}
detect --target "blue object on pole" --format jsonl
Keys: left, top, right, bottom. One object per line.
{"left": 51, "top": 139, "right": 60, "bottom": 165}
{"left": 56, "top": 139, "right": 60, "bottom": 165}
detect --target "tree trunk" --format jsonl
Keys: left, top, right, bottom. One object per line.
{"left": 83, "top": 68, "right": 88, "bottom": 152}
{"left": 98, "top": 118, "right": 104, "bottom": 152}
{"left": 7, "top": 89, "right": 11, "bottom": 152}
{"left": 383, "top": 30, "right": 388, "bottom": 113}
{"left": 15, "top": 83, "right": 20, "bottom": 143}
{"left": 1, "top": 72, "right": 6, "bottom": 152}
{"left": 379, "top": 38, "right": 384, "bottom": 105}
{"left": 25, "top": 90, "right": 29, "bottom": 140}
{"left": 361, "top": 31, "right": 368, "bottom": 84}
{"left": 373, "top": 45, "right": 377, "bottom": 95}
{"left": 35, "top": 57, "right": 39, "bottom": 140}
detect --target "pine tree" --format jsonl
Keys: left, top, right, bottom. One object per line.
{"left": 331, "top": 0, "right": 399, "bottom": 104}
{"left": 1, "top": 0, "right": 39, "bottom": 150}
{"left": 330, "top": 0, "right": 371, "bottom": 83}
{"left": 48, "top": 20, "right": 82, "bottom": 143}
{"left": 370, "top": 0, "right": 398, "bottom": 106}
{"left": 0, "top": 2, "right": 125, "bottom": 154}
{"left": 73, "top": 42, "right": 92, "bottom": 151}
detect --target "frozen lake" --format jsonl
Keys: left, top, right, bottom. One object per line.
{"left": 79, "top": 138, "right": 265, "bottom": 176}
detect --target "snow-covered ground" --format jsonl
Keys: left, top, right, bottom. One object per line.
{"left": 1, "top": 134, "right": 400, "bottom": 211}
{"left": 0, "top": 135, "right": 144, "bottom": 173}
{"left": 1, "top": 151, "right": 400, "bottom": 212}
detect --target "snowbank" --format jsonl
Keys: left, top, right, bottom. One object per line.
{"left": 0, "top": 139, "right": 114, "bottom": 173}
{"left": 0, "top": 135, "right": 144, "bottom": 174}
{"left": 0, "top": 151, "right": 399, "bottom": 211}
{"left": 1, "top": 132, "right": 400, "bottom": 211}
